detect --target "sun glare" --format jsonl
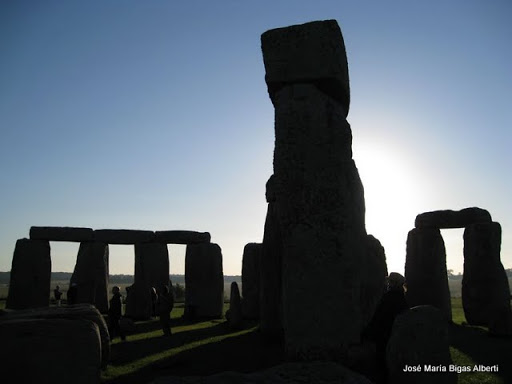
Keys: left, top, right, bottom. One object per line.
{"left": 354, "top": 143, "right": 425, "bottom": 274}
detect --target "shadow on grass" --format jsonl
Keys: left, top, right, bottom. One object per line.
{"left": 104, "top": 320, "right": 285, "bottom": 384}
{"left": 449, "top": 323, "right": 512, "bottom": 383}
{"left": 111, "top": 319, "right": 232, "bottom": 364}
{"left": 128, "top": 314, "right": 201, "bottom": 335}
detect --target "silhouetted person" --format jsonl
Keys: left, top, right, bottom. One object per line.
{"left": 157, "top": 283, "right": 174, "bottom": 337}
{"left": 151, "top": 286, "right": 158, "bottom": 318}
{"left": 108, "top": 286, "right": 126, "bottom": 342}
{"left": 363, "top": 272, "right": 409, "bottom": 384}
{"left": 53, "top": 285, "right": 63, "bottom": 306}
{"left": 67, "top": 283, "right": 77, "bottom": 305}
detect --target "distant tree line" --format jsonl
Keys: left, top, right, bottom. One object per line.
{"left": 0, "top": 271, "right": 242, "bottom": 285}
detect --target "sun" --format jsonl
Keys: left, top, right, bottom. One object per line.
{"left": 353, "top": 142, "right": 426, "bottom": 274}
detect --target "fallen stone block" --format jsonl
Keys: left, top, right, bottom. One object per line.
{"left": 0, "top": 303, "right": 110, "bottom": 368}
{"left": 150, "top": 361, "right": 373, "bottom": 383}
{"left": 386, "top": 305, "right": 456, "bottom": 384}
{"left": 0, "top": 318, "right": 102, "bottom": 384}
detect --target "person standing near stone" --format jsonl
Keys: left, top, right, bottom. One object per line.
{"left": 108, "top": 286, "right": 126, "bottom": 342}
{"left": 363, "top": 272, "right": 409, "bottom": 383}
{"left": 157, "top": 283, "right": 174, "bottom": 337}
{"left": 53, "top": 285, "right": 63, "bottom": 306}
{"left": 151, "top": 286, "right": 158, "bottom": 318}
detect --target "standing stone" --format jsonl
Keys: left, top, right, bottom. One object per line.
{"left": 462, "top": 222, "right": 512, "bottom": 335}
{"left": 405, "top": 228, "right": 452, "bottom": 322}
{"left": 260, "top": 175, "right": 284, "bottom": 337}
{"left": 360, "top": 235, "right": 388, "bottom": 328}
{"left": 262, "top": 20, "right": 367, "bottom": 361}
{"left": 70, "top": 242, "right": 109, "bottom": 313}
{"left": 0, "top": 318, "right": 101, "bottom": 384}
{"left": 226, "top": 282, "right": 243, "bottom": 330}
{"left": 6, "top": 238, "right": 51, "bottom": 310}
{"left": 386, "top": 305, "right": 456, "bottom": 384}
{"left": 185, "top": 243, "right": 224, "bottom": 318}
{"left": 241, "top": 243, "right": 262, "bottom": 319}
{"left": 131, "top": 242, "right": 170, "bottom": 320}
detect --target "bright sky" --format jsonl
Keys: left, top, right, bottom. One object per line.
{"left": 1, "top": 1, "right": 510, "bottom": 277}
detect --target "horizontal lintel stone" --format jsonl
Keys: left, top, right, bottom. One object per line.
{"left": 153, "top": 230, "right": 211, "bottom": 244}
{"left": 93, "top": 229, "right": 155, "bottom": 244}
{"left": 415, "top": 207, "right": 492, "bottom": 229}
{"left": 30, "top": 226, "right": 94, "bottom": 242}
{"left": 261, "top": 19, "right": 350, "bottom": 113}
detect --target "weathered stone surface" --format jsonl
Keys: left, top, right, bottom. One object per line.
{"left": 93, "top": 229, "right": 155, "bottom": 244}
{"left": 262, "top": 20, "right": 368, "bottom": 361}
{"left": 226, "top": 282, "right": 243, "bottom": 330}
{"left": 130, "top": 242, "right": 170, "bottom": 319}
{"left": 151, "top": 361, "right": 373, "bottom": 384}
{"left": 261, "top": 20, "right": 350, "bottom": 114}
{"left": 241, "top": 242, "right": 262, "bottom": 319}
{"left": 271, "top": 82, "right": 366, "bottom": 361}
{"left": 154, "top": 230, "right": 211, "bottom": 244}
{"left": 360, "top": 234, "right": 388, "bottom": 329}
{"left": 265, "top": 174, "right": 277, "bottom": 203}
{"left": 0, "top": 303, "right": 110, "bottom": 368}
{"left": 30, "top": 226, "right": 94, "bottom": 242}
{"left": 414, "top": 207, "right": 491, "bottom": 229}
{"left": 405, "top": 228, "right": 452, "bottom": 322}
{"left": 70, "top": 241, "right": 109, "bottom": 313}
{"left": 6, "top": 238, "right": 51, "bottom": 310}
{"left": 386, "top": 305, "right": 456, "bottom": 384}
{"left": 0, "top": 318, "right": 101, "bottom": 384}
{"left": 462, "top": 222, "right": 512, "bottom": 335}
{"left": 185, "top": 243, "right": 224, "bottom": 318}
{"left": 260, "top": 183, "right": 284, "bottom": 337}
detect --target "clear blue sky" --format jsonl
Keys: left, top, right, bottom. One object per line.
{"left": 1, "top": 1, "right": 510, "bottom": 277}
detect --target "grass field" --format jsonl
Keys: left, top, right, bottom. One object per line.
{"left": 1, "top": 289, "right": 511, "bottom": 383}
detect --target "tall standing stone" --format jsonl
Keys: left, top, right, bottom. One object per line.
{"left": 404, "top": 228, "right": 452, "bottom": 322}
{"left": 7, "top": 238, "right": 51, "bottom": 310}
{"left": 185, "top": 243, "right": 224, "bottom": 318}
{"left": 131, "top": 242, "right": 170, "bottom": 320}
{"left": 241, "top": 242, "right": 262, "bottom": 319}
{"left": 361, "top": 235, "right": 388, "bottom": 328}
{"left": 70, "top": 242, "right": 109, "bottom": 313}
{"left": 260, "top": 175, "right": 284, "bottom": 337}
{"left": 462, "top": 222, "right": 512, "bottom": 335}
{"left": 261, "top": 20, "right": 367, "bottom": 360}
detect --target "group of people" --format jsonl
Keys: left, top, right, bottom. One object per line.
{"left": 55, "top": 280, "right": 174, "bottom": 342}
{"left": 107, "top": 282, "right": 175, "bottom": 342}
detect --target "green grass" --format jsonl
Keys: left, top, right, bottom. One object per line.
{"left": 2, "top": 292, "right": 510, "bottom": 384}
